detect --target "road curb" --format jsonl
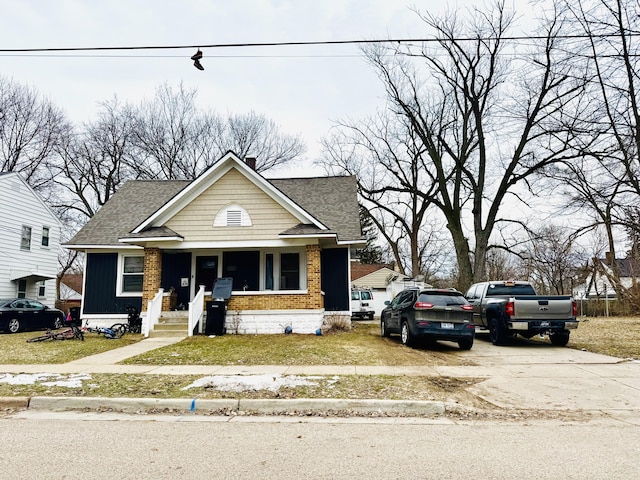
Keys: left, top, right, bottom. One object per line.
{"left": 25, "top": 396, "right": 446, "bottom": 416}
{"left": 0, "top": 396, "right": 30, "bottom": 409}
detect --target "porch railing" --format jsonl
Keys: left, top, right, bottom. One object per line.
{"left": 143, "top": 288, "right": 164, "bottom": 338}
{"left": 188, "top": 285, "right": 205, "bottom": 336}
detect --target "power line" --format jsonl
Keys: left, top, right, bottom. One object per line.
{"left": 0, "top": 33, "right": 635, "bottom": 54}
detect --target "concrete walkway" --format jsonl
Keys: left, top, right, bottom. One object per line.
{"left": 2, "top": 335, "right": 640, "bottom": 420}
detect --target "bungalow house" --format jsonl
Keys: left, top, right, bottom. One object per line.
{"left": 64, "top": 152, "right": 364, "bottom": 334}
{"left": 0, "top": 172, "right": 62, "bottom": 305}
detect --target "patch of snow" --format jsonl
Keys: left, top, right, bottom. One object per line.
{"left": 182, "top": 374, "right": 339, "bottom": 392}
{"left": 0, "top": 373, "right": 91, "bottom": 388}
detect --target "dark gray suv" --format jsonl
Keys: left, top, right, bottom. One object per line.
{"left": 380, "top": 288, "right": 475, "bottom": 349}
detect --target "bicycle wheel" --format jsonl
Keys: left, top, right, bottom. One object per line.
{"left": 27, "top": 333, "right": 54, "bottom": 343}
{"left": 72, "top": 326, "right": 85, "bottom": 341}
{"left": 109, "top": 323, "right": 127, "bottom": 338}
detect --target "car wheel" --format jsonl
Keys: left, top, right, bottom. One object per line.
{"left": 380, "top": 318, "right": 390, "bottom": 337}
{"left": 488, "top": 318, "right": 507, "bottom": 346}
{"left": 53, "top": 316, "right": 64, "bottom": 329}
{"left": 458, "top": 338, "right": 474, "bottom": 350}
{"left": 549, "top": 330, "right": 570, "bottom": 347}
{"left": 401, "top": 321, "right": 413, "bottom": 347}
{"left": 8, "top": 318, "right": 21, "bottom": 334}
{"left": 368, "top": 313, "right": 374, "bottom": 320}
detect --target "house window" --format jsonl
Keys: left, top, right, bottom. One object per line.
{"left": 41, "top": 227, "right": 50, "bottom": 247}
{"left": 122, "top": 256, "right": 144, "bottom": 293}
{"left": 38, "top": 281, "right": 46, "bottom": 298}
{"left": 17, "top": 279, "right": 26, "bottom": 298}
{"left": 21, "top": 226, "right": 32, "bottom": 250}
{"left": 280, "top": 253, "right": 300, "bottom": 290}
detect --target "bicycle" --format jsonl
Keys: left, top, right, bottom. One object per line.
{"left": 109, "top": 305, "right": 143, "bottom": 335}
{"left": 82, "top": 322, "right": 124, "bottom": 339}
{"left": 27, "top": 324, "right": 84, "bottom": 342}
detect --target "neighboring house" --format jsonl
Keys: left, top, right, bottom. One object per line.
{"left": 57, "top": 273, "right": 83, "bottom": 313}
{"left": 350, "top": 262, "right": 430, "bottom": 317}
{"left": 64, "top": 152, "right": 364, "bottom": 334}
{"left": 581, "top": 253, "right": 640, "bottom": 300}
{"left": 0, "top": 172, "right": 62, "bottom": 306}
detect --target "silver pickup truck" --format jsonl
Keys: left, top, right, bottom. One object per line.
{"left": 465, "top": 280, "right": 578, "bottom": 346}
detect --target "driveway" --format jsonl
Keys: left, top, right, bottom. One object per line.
{"left": 437, "top": 333, "right": 640, "bottom": 418}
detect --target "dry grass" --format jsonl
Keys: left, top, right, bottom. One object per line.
{"left": 0, "top": 330, "right": 143, "bottom": 364}
{"left": 0, "top": 372, "right": 484, "bottom": 404}
{"left": 566, "top": 316, "right": 640, "bottom": 359}
{"left": 122, "top": 322, "right": 472, "bottom": 366}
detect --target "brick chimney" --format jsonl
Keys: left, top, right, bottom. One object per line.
{"left": 605, "top": 251, "right": 614, "bottom": 265}
{"left": 245, "top": 156, "right": 257, "bottom": 170}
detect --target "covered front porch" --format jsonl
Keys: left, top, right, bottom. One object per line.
{"left": 138, "top": 243, "right": 345, "bottom": 336}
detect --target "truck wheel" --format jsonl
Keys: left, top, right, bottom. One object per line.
{"left": 549, "top": 330, "right": 570, "bottom": 346}
{"left": 488, "top": 318, "right": 507, "bottom": 346}
{"left": 401, "top": 321, "right": 414, "bottom": 347}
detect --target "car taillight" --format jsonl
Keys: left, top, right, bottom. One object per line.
{"left": 461, "top": 304, "right": 473, "bottom": 311}
{"left": 572, "top": 300, "right": 577, "bottom": 316}
{"left": 505, "top": 301, "right": 514, "bottom": 317}
{"left": 414, "top": 302, "right": 434, "bottom": 309}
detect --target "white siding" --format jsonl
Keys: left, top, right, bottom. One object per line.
{"left": 0, "top": 174, "right": 61, "bottom": 306}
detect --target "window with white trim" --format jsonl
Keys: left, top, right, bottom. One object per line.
{"left": 121, "top": 255, "right": 144, "bottom": 293}
{"left": 41, "top": 227, "right": 50, "bottom": 247}
{"left": 21, "top": 226, "right": 32, "bottom": 250}
{"left": 38, "top": 281, "right": 46, "bottom": 298}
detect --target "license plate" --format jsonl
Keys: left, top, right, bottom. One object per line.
{"left": 441, "top": 322, "right": 454, "bottom": 329}
{"left": 540, "top": 321, "right": 550, "bottom": 327}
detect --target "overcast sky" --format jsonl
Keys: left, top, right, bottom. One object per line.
{"left": 0, "top": 1, "right": 435, "bottom": 175}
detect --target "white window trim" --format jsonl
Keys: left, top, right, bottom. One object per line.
{"left": 259, "top": 249, "right": 307, "bottom": 292}
{"left": 41, "top": 226, "right": 50, "bottom": 248}
{"left": 116, "top": 253, "right": 144, "bottom": 297}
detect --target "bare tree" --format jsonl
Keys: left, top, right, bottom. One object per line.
{"left": 518, "top": 225, "right": 584, "bottom": 294}
{"left": 131, "top": 83, "right": 306, "bottom": 179}
{"left": 321, "top": 1, "right": 586, "bottom": 291}
{"left": 0, "top": 76, "right": 70, "bottom": 190}
{"left": 321, "top": 110, "right": 445, "bottom": 277}
{"left": 210, "top": 111, "right": 306, "bottom": 173}
{"left": 545, "top": 0, "right": 640, "bottom": 292}
{"left": 52, "top": 97, "right": 137, "bottom": 220}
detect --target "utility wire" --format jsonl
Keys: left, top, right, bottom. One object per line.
{"left": 0, "top": 33, "right": 635, "bottom": 54}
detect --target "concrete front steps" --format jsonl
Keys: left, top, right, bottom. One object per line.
{"left": 149, "top": 311, "right": 190, "bottom": 337}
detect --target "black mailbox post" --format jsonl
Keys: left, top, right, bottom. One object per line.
{"left": 205, "top": 277, "right": 233, "bottom": 335}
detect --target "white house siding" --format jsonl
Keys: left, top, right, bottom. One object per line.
{"left": 0, "top": 174, "right": 61, "bottom": 305}
{"left": 165, "top": 169, "right": 300, "bottom": 242}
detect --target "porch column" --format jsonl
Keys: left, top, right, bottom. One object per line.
{"left": 142, "top": 247, "right": 162, "bottom": 307}
{"left": 306, "top": 244, "right": 323, "bottom": 309}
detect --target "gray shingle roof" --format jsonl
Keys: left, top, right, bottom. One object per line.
{"left": 65, "top": 174, "right": 363, "bottom": 247}
{"left": 65, "top": 180, "right": 189, "bottom": 246}
{"left": 270, "top": 176, "right": 362, "bottom": 242}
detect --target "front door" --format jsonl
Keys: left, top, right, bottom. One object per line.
{"left": 162, "top": 252, "right": 192, "bottom": 308}
{"left": 195, "top": 256, "right": 218, "bottom": 292}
